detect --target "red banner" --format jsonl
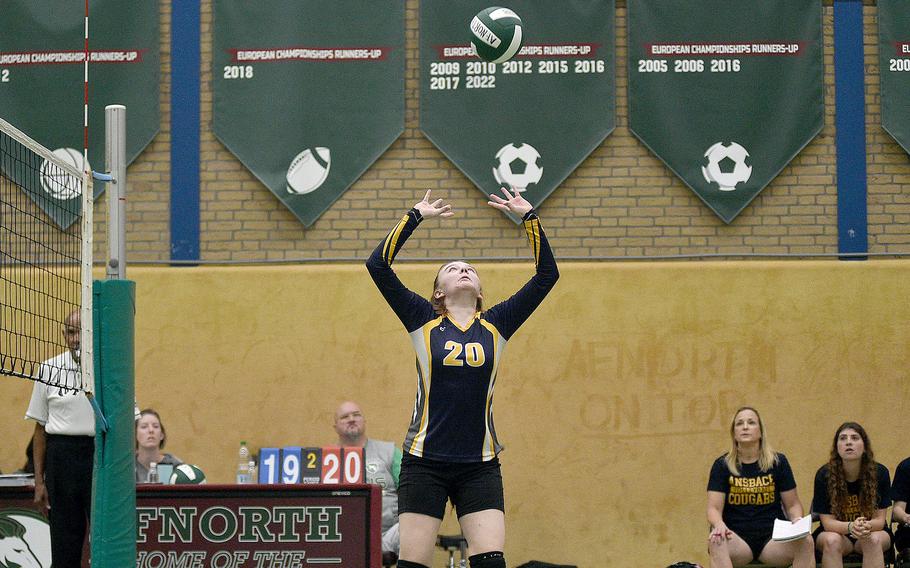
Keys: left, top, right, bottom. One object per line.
{"left": 0, "top": 484, "right": 382, "bottom": 568}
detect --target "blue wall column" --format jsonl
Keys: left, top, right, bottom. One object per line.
{"left": 834, "top": 0, "right": 868, "bottom": 257}
{"left": 169, "top": 0, "right": 200, "bottom": 261}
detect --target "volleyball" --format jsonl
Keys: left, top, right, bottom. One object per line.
{"left": 469, "top": 7, "right": 523, "bottom": 63}
{"left": 169, "top": 464, "right": 207, "bottom": 484}
{"left": 39, "top": 147, "right": 87, "bottom": 201}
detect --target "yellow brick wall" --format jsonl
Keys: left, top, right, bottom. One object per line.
{"left": 4, "top": 258, "right": 910, "bottom": 565}
{"left": 109, "top": 0, "right": 908, "bottom": 262}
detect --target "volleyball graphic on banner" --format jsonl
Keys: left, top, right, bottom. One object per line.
{"left": 492, "top": 142, "right": 543, "bottom": 192}
{"left": 423, "top": 1, "right": 614, "bottom": 218}
{"left": 39, "top": 148, "right": 87, "bottom": 200}
{"left": 469, "top": 7, "right": 524, "bottom": 63}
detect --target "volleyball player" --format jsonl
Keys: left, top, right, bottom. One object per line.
{"left": 366, "top": 189, "right": 558, "bottom": 568}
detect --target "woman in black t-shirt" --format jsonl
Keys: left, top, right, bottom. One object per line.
{"left": 892, "top": 457, "right": 910, "bottom": 555}
{"left": 813, "top": 422, "right": 891, "bottom": 568}
{"left": 706, "top": 406, "right": 815, "bottom": 568}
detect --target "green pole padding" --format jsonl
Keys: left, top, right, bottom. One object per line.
{"left": 91, "top": 279, "right": 136, "bottom": 568}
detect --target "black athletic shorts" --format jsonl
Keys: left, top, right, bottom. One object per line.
{"left": 734, "top": 527, "right": 773, "bottom": 561}
{"left": 398, "top": 453, "right": 504, "bottom": 519}
{"left": 895, "top": 525, "right": 910, "bottom": 552}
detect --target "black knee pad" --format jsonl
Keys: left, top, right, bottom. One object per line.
{"left": 396, "top": 561, "right": 430, "bottom": 568}
{"left": 469, "top": 551, "right": 506, "bottom": 568}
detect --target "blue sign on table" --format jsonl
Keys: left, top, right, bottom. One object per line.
{"left": 258, "top": 447, "right": 281, "bottom": 484}
{"left": 281, "top": 447, "right": 303, "bottom": 483}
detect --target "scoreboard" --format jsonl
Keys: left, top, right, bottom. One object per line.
{"left": 258, "top": 446, "right": 365, "bottom": 485}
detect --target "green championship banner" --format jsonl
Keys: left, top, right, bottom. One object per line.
{"left": 0, "top": 0, "right": 160, "bottom": 229}
{"left": 628, "top": 0, "right": 823, "bottom": 223}
{"left": 213, "top": 1, "right": 405, "bottom": 227}
{"left": 880, "top": 0, "right": 910, "bottom": 155}
{"left": 421, "top": 1, "right": 614, "bottom": 221}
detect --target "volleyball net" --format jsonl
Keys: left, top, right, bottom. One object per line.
{"left": 0, "top": 116, "right": 92, "bottom": 393}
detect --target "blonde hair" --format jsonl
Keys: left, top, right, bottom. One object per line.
{"left": 724, "top": 406, "right": 778, "bottom": 476}
{"left": 431, "top": 261, "right": 483, "bottom": 316}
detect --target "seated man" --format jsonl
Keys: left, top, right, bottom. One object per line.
{"left": 333, "top": 401, "right": 402, "bottom": 565}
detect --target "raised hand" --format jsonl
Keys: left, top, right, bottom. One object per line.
{"left": 414, "top": 190, "right": 454, "bottom": 219}
{"left": 487, "top": 187, "right": 532, "bottom": 217}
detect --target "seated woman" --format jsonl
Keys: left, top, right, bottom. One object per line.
{"left": 813, "top": 422, "right": 891, "bottom": 568}
{"left": 135, "top": 408, "right": 182, "bottom": 483}
{"left": 707, "top": 406, "right": 815, "bottom": 568}
{"left": 893, "top": 456, "right": 910, "bottom": 559}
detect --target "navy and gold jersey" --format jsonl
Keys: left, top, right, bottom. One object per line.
{"left": 366, "top": 208, "right": 558, "bottom": 462}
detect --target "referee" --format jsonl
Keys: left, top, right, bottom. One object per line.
{"left": 25, "top": 309, "right": 94, "bottom": 568}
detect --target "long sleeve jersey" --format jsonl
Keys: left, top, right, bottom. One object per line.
{"left": 366, "top": 208, "right": 558, "bottom": 462}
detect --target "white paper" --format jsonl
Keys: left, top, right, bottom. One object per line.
{"left": 772, "top": 514, "right": 812, "bottom": 541}
{"left": 0, "top": 473, "right": 35, "bottom": 487}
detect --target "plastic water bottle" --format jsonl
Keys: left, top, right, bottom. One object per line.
{"left": 236, "top": 441, "right": 250, "bottom": 484}
{"left": 147, "top": 462, "right": 159, "bottom": 484}
{"left": 248, "top": 460, "right": 257, "bottom": 485}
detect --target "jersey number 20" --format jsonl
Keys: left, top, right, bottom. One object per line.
{"left": 443, "top": 341, "right": 486, "bottom": 367}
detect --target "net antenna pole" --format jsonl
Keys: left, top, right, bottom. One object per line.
{"left": 104, "top": 105, "right": 126, "bottom": 280}
{"left": 80, "top": 0, "right": 94, "bottom": 398}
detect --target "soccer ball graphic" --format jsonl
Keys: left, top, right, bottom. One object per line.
{"left": 492, "top": 143, "right": 543, "bottom": 192}
{"left": 701, "top": 141, "right": 753, "bottom": 192}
